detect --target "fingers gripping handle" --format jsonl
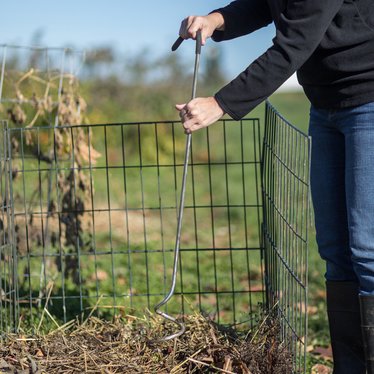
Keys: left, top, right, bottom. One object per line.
{"left": 171, "top": 30, "right": 202, "bottom": 54}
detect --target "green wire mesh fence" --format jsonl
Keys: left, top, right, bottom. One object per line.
{"left": 0, "top": 44, "right": 312, "bottom": 374}
{"left": 6, "top": 117, "right": 265, "bottom": 323}
{"left": 262, "top": 103, "right": 311, "bottom": 373}
{"left": 0, "top": 101, "right": 311, "bottom": 373}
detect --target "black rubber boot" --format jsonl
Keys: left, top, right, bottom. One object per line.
{"left": 326, "top": 281, "right": 366, "bottom": 374}
{"left": 360, "top": 295, "right": 374, "bottom": 374}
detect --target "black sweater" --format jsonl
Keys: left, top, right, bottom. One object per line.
{"left": 212, "top": 0, "right": 374, "bottom": 120}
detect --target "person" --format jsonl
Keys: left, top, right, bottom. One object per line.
{"left": 176, "top": 1, "right": 374, "bottom": 373}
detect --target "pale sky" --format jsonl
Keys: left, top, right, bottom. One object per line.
{"left": 0, "top": 1, "right": 300, "bottom": 90}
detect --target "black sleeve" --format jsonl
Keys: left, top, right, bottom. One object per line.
{"left": 211, "top": 0, "right": 273, "bottom": 42}
{"left": 214, "top": 0, "right": 344, "bottom": 120}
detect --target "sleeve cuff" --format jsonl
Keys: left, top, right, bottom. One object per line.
{"left": 209, "top": 10, "right": 228, "bottom": 42}
{"left": 214, "top": 92, "right": 242, "bottom": 121}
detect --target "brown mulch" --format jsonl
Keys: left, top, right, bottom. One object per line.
{"left": 0, "top": 312, "right": 293, "bottom": 374}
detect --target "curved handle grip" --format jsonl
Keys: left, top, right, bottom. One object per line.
{"left": 171, "top": 36, "right": 184, "bottom": 52}
{"left": 195, "top": 30, "right": 202, "bottom": 55}
{"left": 171, "top": 30, "right": 202, "bottom": 54}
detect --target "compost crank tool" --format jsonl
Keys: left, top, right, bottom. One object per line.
{"left": 153, "top": 31, "right": 202, "bottom": 341}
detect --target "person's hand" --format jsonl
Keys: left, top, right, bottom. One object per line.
{"left": 176, "top": 97, "right": 225, "bottom": 134}
{"left": 179, "top": 13, "right": 225, "bottom": 45}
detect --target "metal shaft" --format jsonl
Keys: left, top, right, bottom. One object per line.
{"left": 154, "top": 32, "right": 202, "bottom": 341}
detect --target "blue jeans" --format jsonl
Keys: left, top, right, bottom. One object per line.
{"left": 309, "top": 102, "right": 374, "bottom": 295}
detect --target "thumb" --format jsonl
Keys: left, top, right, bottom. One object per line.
{"left": 175, "top": 103, "right": 186, "bottom": 111}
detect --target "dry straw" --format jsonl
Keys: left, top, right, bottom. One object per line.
{"left": 0, "top": 306, "right": 292, "bottom": 374}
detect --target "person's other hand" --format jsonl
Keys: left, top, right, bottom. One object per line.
{"left": 176, "top": 97, "right": 225, "bottom": 134}
{"left": 179, "top": 13, "right": 225, "bottom": 45}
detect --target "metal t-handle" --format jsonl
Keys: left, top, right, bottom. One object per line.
{"left": 153, "top": 30, "right": 202, "bottom": 341}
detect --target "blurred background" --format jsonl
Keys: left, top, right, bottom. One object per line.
{"left": 0, "top": 1, "right": 300, "bottom": 103}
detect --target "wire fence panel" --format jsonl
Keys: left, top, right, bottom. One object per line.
{"left": 0, "top": 120, "right": 16, "bottom": 338}
{"left": 6, "top": 118, "right": 264, "bottom": 330}
{"left": 1, "top": 102, "right": 311, "bottom": 372}
{"left": 262, "top": 101, "right": 311, "bottom": 374}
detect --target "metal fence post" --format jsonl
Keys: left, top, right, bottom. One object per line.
{"left": 0, "top": 120, "right": 18, "bottom": 335}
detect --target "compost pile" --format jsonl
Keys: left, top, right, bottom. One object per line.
{"left": 0, "top": 312, "right": 292, "bottom": 374}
